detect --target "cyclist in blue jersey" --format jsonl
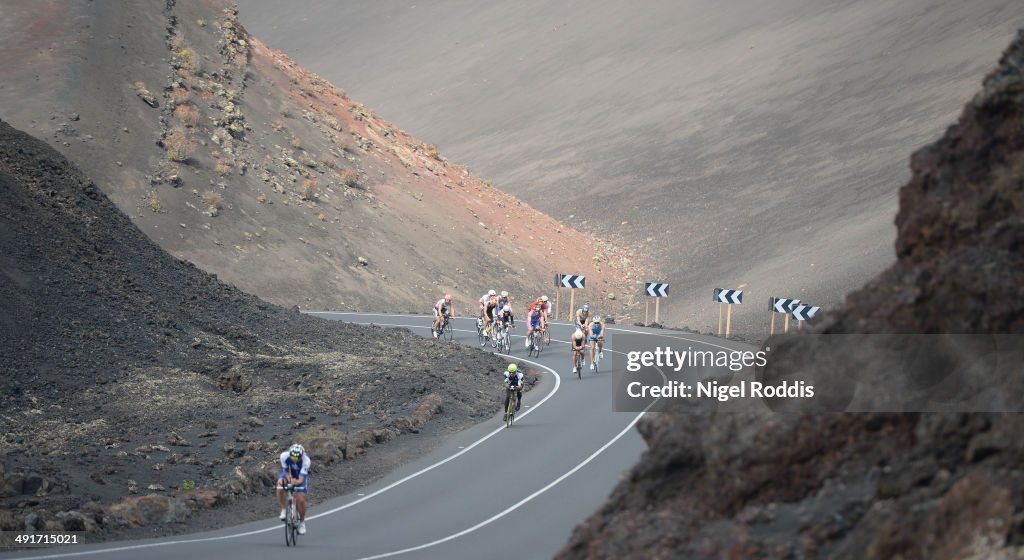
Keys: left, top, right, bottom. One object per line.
{"left": 588, "top": 316, "right": 605, "bottom": 370}
{"left": 526, "top": 305, "right": 543, "bottom": 349}
{"left": 277, "top": 443, "right": 310, "bottom": 535}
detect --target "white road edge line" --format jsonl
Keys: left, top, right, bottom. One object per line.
{"left": 352, "top": 408, "right": 650, "bottom": 560}
{"left": 15, "top": 323, "right": 560, "bottom": 560}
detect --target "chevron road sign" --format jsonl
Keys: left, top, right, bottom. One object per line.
{"left": 560, "top": 274, "right": 586, "bottom": 289}
{"left": 791, "top": 304, "right": 820, "bottom": 321}
{"left": 645, "top": 283, "right": 669, "bottom": 297}
{"left": 714, "top": 288, "right": 743, "bottom": 304}
{"left": 772, "top": 297, "right": 800, "bottom": 313}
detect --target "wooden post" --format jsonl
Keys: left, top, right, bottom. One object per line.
{"left": 770, "top": 312, "right": 776, "bottom": 336}
{"left": 718, "top": 303, "right": 724, "bottom": 336}
{"left": 655, "top": 298, "right": 661, "bottom": 325}
{"left": 726, "top": 304, "right": 734, "bottom": 338}
{"left": 784, "top": 313, "right": 790, "bottom": 334}
{"left": 645, "top": 300, "right": 649, "bottom": 325}
{"left": 555, "top": 289, "right": 560, "bottom": 321}
{"left": 797, "top": 320, "right": 803, "bottom": 334}
{"left": 569, "top": 290, "right": 575, "bottom": 319}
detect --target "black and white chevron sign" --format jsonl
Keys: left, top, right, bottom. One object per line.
{"left": 714, "top": 288, "right": 743, "bottom": 304}
{"left": 772, "top": 297, "right": 800, "bottom": 313}
{"left": 560, "top": 274, "right": 586, "bottom": 289}
{"left": 791, "top": 304, "right": 820, "bottom": 321}
{"left": 645, "top": 283, "right": 669, "bottom": 297}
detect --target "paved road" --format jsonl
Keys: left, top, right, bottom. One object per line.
{"left": 4, "top": 314, "right": 753, "bottom": 560}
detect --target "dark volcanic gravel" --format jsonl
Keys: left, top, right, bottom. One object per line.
{"left": 0, "top": 119, "right": 518, "bottom": 540}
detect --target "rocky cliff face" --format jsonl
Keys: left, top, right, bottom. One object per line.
{"left": 559, "top": 29, "right": 1024, "bottom": 560}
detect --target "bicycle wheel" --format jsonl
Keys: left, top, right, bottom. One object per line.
{"left": 490, "top": 325, "right": 499, "bottom": 348}
{"left": 543, "top": 326, "right": 551, "bottom": 346}
{"left": 477, "top": 319, "right": 485, "bottom": 346}
{"left": 284, "top": 500, "right": 295, "bottom": 546}
{"left": 536, "top": 330, "right": 545, "bottom": 356}
{"left": 443, "top": 321, "right": 453, "bottom": 342}
{"left": 506, "top": 392, "right": 515, "bottom": 427}
{"left": 527, "top": 332, "right": 536, "bottom": 358}
{"left": 576, "top": 352, "right": 583, "bottom": 380}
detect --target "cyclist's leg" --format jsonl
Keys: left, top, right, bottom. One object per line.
{"left": 503, "top": 390, "right": 511, "bottom": 416}
{"left": 276, "top": 476, "right": 287, "bottom": 509}
{"left": 516, "top": 389, "right": 522, "bottom": 411}
{"left": 295, "top": 480, "right": 308, "bottom": 520}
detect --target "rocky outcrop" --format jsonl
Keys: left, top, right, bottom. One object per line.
{"left": 559, "top": 29, "right": 1024, "bottom": 559}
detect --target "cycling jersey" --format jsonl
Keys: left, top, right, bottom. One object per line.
{"left": 433, "top": 299, "right": 450, "bottom": 317}
{"left": 504, "top": 370, "right": 524, "bottom": 387}
{"left": 591, "top": 323, "right": 603, "bottom": 336}
{"left": 279, "top": 452, "right": 311, "bottom": 492}
{"left": 528, "top": 310, "right": 542, "bottom": 328}
{"left": 571, "top": 337, "right": 586, "bottom": 350}
{"left": 576, "top": 310, "right": 589, "bottom": 325}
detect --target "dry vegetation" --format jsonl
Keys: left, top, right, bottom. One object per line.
{"left": 163, "top": 129, "right": 192, "bottom": 162}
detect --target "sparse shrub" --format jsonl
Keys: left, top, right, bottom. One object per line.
{"left": 302, "top": 179, "right": 319, "bottom": 200}
{"left": 256, "top": 193, "right": 268, "bottom": 203}
{"left": 262, "top": 154, "right": 274, "bottom": 168}
{"left": 298, "top": 153, "right": 316, "bottom": 168}
{"left": 338, "top": 168, "right": 360, "bottom": 188}
{"left": 149, "top": 198, "right": 165, "bottom": 213}
{"left": 182, "top": 480, "right": 196, "bottom": 491}
{"left": 196, "top": 18, "right": 206, "bottom": 27}
{"left": 318, "top": 212, "right": 327, "bottom": 222}
{"left": 200, "top": 88, "right": 216, "bottom": 104}
{"left": 215, "top": 159, "right": 232, "bottom": 176}
{"left": 170, "top": 87, "right": 190, "bottom": 104}
{"left": 323, "top": 114, "right": 342, "bottom": 132}
{"left": 163, "top": 129, "right": 192, "bottom": 162}
{"left": 272, "top": 120, "right": 286, "bottom": 132}
{"left": 290, "top": 136, "right": 302, "bottom": 149}
{"left": 322, "top": 158, "right": 338, "bottom": 170}
{"left": 279, "top": 102, "right": 291, "bottom": 118}
{"left": 424, "top": 143, "right": 441, "bottom": 160}
{"left": 174, "top": 104, "right": 200, "bottom": 128}
{"left": 202, "top": 190, "right": 224, "bottom": 211}
{"left": 174, "top": 47, "right": 200, "bottom": 74}
{"left": 243, "top": 231, "right": 253, "bottom": 241}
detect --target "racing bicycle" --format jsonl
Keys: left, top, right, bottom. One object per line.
{"left": 282, "top": 484, "right": 300, "bottom": 547}
{"left": 573, "top": 348, "right": 585, "bottom": 380}
{"left": 435, "top": 313, "right": 453, "bottom": 342}
{"left": 527, "top": 328, "right": 545, "bottom": 358}
{"left": 504, "top": 386, "right": 519, "bottom": 427}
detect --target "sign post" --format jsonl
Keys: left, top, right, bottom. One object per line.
{"left": 553, "top": 274, "right": 562, "bottom": 321}
{"left": 558, "top": 274, "right": 586, "bottom": 319}
{"left": 644, "top": 282, "right": 669, "bottom": 325}
{"left": 769, "top": 297, "right": 800, "bottom": 336}
{"left": 713, "top": 288, "right": 743, "bottom": 338}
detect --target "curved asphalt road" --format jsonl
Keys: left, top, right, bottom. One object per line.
{"left": 4, "top": 314, "right": 754, "bottom": 560}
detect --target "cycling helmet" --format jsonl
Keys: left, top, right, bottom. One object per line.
{"left": 507, "top": 363, "right": 518, "bottom": 373}
{"left": 582, "top": 304, "right": 589, "bottom": 312}
{"left": 289, "top": 443, "right": 305, "bottom": 459}
{"left": 573, "top": 329, "right": 584, "bottom": 340}
{"left": 541, "top": 295, "right": 549, "bottom": 302}
{"left": 502, "top": 305, "right": 511, "bottom": 313}
{"left": 444, "top": 294, "right": 453, "bottom": 303}
{"left": 500, "top": 290, "right": 509, "bottom": 298}
{"left": 594, "top": 316, "right": 602, "bottom": 323}
{"left": 488, "top": 289, "right": 497, "bottom": 297}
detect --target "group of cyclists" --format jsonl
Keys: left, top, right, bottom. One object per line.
{"left": 274, "top": 290, "right": 609, "bottom": 532}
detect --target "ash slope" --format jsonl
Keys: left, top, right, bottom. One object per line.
{"left": 239, "top": 0, "right": 1022, "bottom": 337}
{"left": 0, "top": 0, "right": 643, "bottom": 317}
{"left": 0, "top": 118, "right": 508, "bottom": 539}
{"left": 558, "top": 31, "right": 1024, "bottom": 559}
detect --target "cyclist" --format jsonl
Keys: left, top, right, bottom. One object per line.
{"left": 277, "top": 443, "right": 310, "bottom": 535}
{"left": 525, "top": 304, "right": 543, "bottom": 349}
{"left": 478, "top": 289, "right": 496, "bottom": 317}
{"left": 528, "top": 295, "right": 550, "bottom": 330}
{"left": 588, "top": 316, "right": 605, "bottom": 369}
{"left": 482, "top": 292, "right": 500, "bottom": 339}
{"left": 503, "top": 363, "right": 524, "bottom": 418}
{"left": 575, "top": 304, "right": 591, "bottom": 331}
{"left": 497, "top": 304, "right": 515, "bottom": 330}
{"left": 570, "top": 329, "right": 586, "bottom": 374}
{"left": 497, "top": 290, "right": 511, "bottom": 310}
{"left": 432, "top": 294, "right": 454, "bottom": 340}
